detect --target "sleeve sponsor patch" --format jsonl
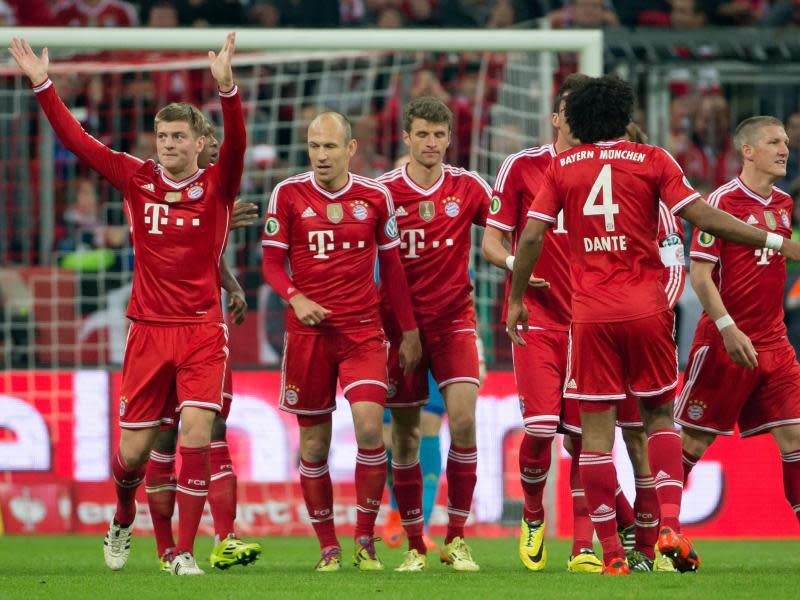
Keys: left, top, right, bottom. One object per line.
{"left": 489, "top": 195, "right": 502, "bottom": 215}
{"left": 384, "top": 215, "right": 399, "bottom": 240}
{"left": 264, "top": 217, "right": 280, "bottom": 236}
{"left": 697, "top": 231, "right": 715, "bottom": 247}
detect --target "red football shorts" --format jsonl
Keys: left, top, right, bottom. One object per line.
{"left": 564, "top": 310, "right": 678, "bottom": 409}
{"left": 119, "top": 322, "right": 228, "bottom": 429}
{"left": 221, "top": 360, "right": 233, "bottom": 421}
{"left": 512, "top": 327, "right": 577, "bottom": 436}
{"left": 617, "top": 393, "right": 645, "bottom": 429}
{"left": 386, "top": 327, "right": 480, "bottom": 408}
{"left": 280, "top": 328, "right": 389, "bottom": 419}
{"left": 676, "top": 339, "right": 800, "bottom": 437}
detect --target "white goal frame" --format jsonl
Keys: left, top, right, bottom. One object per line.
{"left": 0, "top": 27, "right": 604, "bottom": 77}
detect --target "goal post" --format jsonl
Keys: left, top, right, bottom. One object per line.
{"left": 0, "top": 27, "right": 604, "bottom": 76}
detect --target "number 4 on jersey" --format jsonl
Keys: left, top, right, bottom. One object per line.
{"left": 583, "top": 164, "right": 618, "bottom": 232}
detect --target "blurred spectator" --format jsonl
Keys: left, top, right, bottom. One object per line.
{"left": 179, "top": 0, "right": 248, "bottom": 27}
{"left": 340, "top": 0, "right": 367, "bottom": 25}
{"left": 249, "top": 0, "right": 281, "bottom": 26}
{"left": 487, "top": 0, "right": 517, "bottom": 28}
{"left": 146, "top": 0, "right": 179, "bottom": 26}
{"left": 676, "top": 93, "right": 741, "bottom": 195}
{"left": 404, "top": 0, "right": 437, "bottom": 25}
{"left": 132, "top": 131, "right": 158, "bottom": 161}
{"left": 5, "top": 0, "right": 55, "bottom": 25}
{"left": 778, "top": 111, "right": 800, "bottom": 201}
{"left": 349, "top": 115, "right": 390, "bottom": 177}
{"left": 376, "top": 6, "right": 405, "bottom": 26}
{"left": 667, "top": 94, "right": 694, "bottom": 156}
{"left": 548, "top": 0, "right": 620, "bottom": 28}
{"left": 53, "top": 0, "right": 138, "bottom": 27}
{"left": 670, "top": 0, "right": 708, "bottom": 28}
{"left": 707, "top": 0, "right": 764, "bottom": 25}
{"left": 57, "top": 176, "right": 127, "bottom": 256}
{"left": 762, "top": 0, "right": 800, "bottom": 26}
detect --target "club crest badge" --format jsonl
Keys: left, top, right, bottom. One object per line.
{"left": 187, "top": 185, "right": 204, "bottom": 200}
{"left": 419, "top": 201, "right": 435, "bottom": 222}
{"left": 285, "top": 384, "right": 300, "bottom": 406}
{"left": 780, "top": 209, "right": 790, "bottom": 229}
{"left": 119, "top": 396, "right": 127, "bottom": 417}
{"left": 350, "top": 200, "right": 369, "bottom": 221}
{"left": 686, "top": 399, "right": 707, "bottom": 421}
{"left": 764, "top": 210, "right": 777, "bottom": 231}
{"left": 164, "top": 192, "right": 181, "bottom": 203}
{"left": 443, "top": 195, "right": 462, "bottom": 218}
{"left": 327, "top": 203, "right": 344, "bottom": 224}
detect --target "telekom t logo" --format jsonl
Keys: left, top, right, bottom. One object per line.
{"left": 308, "top": 230, "right": 334, "bottom": 259}
{"left": 400, "top": 229, "right": 425, "bottom": 258}
{"left": 144, "top": 202, "right": 169, "bottom": 235}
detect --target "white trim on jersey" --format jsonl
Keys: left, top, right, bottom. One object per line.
{"left": 707, "top": 179, "right": 738, "bottom": 208}
{"left": 740, "top": 418, "right": 800, "bottom": 438}
{"left": 486, "top": 217, "right": 515, "bottom": 232}
{"left": 674, "top": 417, "right": 734, "bottom": 437}
{"left": 675, "top": 344, "right": 709, "bottom": 417}
{"left": 351, "top": 174, "right": 396, "bottom": 215}
{"left": 342, "top": 379, "right": 389, "bottom": 396}
{"left": 494, "top": 145, "right": 555, "bottom": 193}
{"left": 628, "top": 379, "right": 678, "bottom": 398}
{"left": 261, "top": 240, "right": 289, "bottom": 249}
{"left": 378, "top": 239, "right": 401, "bottom": 251}
{"left": 159, "top": 167, "right": 206, "bottom": 189}
{"left": 119, "top": 419, "right": 163, "bottom": 429}
{"left": 563, "top": 392, "right": 627, "bottom": 401}
{"left": 735, "top": 177, "right": 773, "bottom": 205}
{"left": 309, "top": 171, "right": 354, "bottom": 199}
{"left": 397, "top": 163, "right": 446, "bottom": 196}
{"left": 437, "top": 376, "right": 480, "bottom": 389}
{"left": 689, "top": 250, "right": 719, "bottom": 263}
{"left": 32, "top": 79, "right": 54, "bottom": 93}
{"left": 218, "top": 85, "right": 239, "bottom": 98}
{"left": 443, "top": 164, "right": 493, "bottom": 197}
{"left": 527, "top": 210, "right": 557, "bottom": 223}
{"left": 670, "top": 192, "right": 701, "bottom": 215}
{"left": 267, "top": 172, "right": 313, "bottom": 214}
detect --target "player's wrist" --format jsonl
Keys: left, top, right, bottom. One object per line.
{"left": 765, "top": 232, "right": 784, "bottom": 252}
{"left": 715, "top": 314, "right": 735, "bottom": 332}
{"left": 217, "top": 81, "right": 235, "bottom": 94}
{"left": 505, "top": 255, "right": 515, "bottom": 272}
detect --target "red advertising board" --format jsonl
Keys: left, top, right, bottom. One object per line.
{"left": 1, "top": 370, "right": 798, "bottom": 537}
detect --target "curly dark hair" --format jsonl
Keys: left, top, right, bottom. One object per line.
{"left": 564, "top": 75, "right": 634, "bottom": 144}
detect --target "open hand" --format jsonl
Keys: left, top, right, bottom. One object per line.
{"left": 209, "top": 32, "right": 236, "bottom": 91}
{"left": 231, "top": 199, "right": 259, "bottom": 230}
{"left": 8, "top": 38, "right": 49, "bottom": 87}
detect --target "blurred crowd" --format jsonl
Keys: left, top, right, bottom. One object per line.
{"left": 2, "top": 0, "right": 800, "bottom": 30}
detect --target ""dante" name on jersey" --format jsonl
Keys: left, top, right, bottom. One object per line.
{"left": 584, "top": 235, "right": 628, "bottom": 252}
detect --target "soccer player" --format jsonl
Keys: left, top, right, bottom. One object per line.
{"left": 506, "top": 75, "right": 800, "bottom": 574}
{"left": 377, "top": 96, "right": 490, "bottom": 572}
{"left": 677, "top": 116, "right": 800, "bottom": 526}
{"left": 482, "top": 74, "right": 606, "bottom": 574}
{"left": 146, "top": 122, "right": 262, "bottom": 572}
{"left": 10, "top": 33, "right": 245, "bottom": 576}
{"left": 261, "top": 111, "right": 421, "bottom": 572}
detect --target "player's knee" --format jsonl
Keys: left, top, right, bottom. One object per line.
{"left": 152, "top": 427, "right": 178, "bottom": 453}
{"left": 355, "top": 419, "right": 384, "bottom": 449}
{"left": 211, "top": 415, "right": 227, "bottom": 441}
{"left": 681, "top": 427, "right": 715, "bottom": 457}
{"left": 448, "top": 411, "right": 476, "bottom": 446}
{"left": 621, "top": 427, "right": 648, "bottom": 473}
{"left": 392, "top": 423, "right": 421, "bottom": 459}
{"left": 639, "top": 396, "right": 675, "bottom": 432}
{"left": 119, "top": 444, "right": 151, "bottom": 468}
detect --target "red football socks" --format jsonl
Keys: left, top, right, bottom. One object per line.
{"left": 648, "top": 429, "right": 684, "bottom": 532}
{"left": 145, "top": 450, "right": 176, "bottom": 556}
{"left": 682, "top": 448, "right": 701, "bottom": 485}
{"left": 519, "top": 434, "right": 553, "bottom": 523}
{"left": 391, "top": 459, "right": 426, "bottom": 554}
{"left": 445, "top": 445, "right": 477, "bottom": 544}
{"left": 569, "top": 442, "right": 595, "bottom": 556}
{"left": 208, "top": 440, "right": 236, "bottom": 540}
{"left": 781, "top": 450, "right": 800, "bottom": 525}
{"left": 354, "top": 446, "right": 388, "bottom": 540}
{"left": 112, "top": 451, "right": 145, "bottom": 527}
{"left": 176, "top": 445, "right": 210, "bottom": 555}
{"left": 579, "top": 451, "right": 624, "bottom": 562}
{"left": 299, "top": 458, "right": 338, "bottom": 549}
{"left": 633, "top": 475, "right": 659, "bottom": 559}
{"left": 615, "top": 484, "right": 635, "bottom": 530}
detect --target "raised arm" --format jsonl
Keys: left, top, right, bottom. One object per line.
{"left": 9, "top": 38, "right": 142, "bottom": 189}
{"left": 209, "top": 33, "right": 246, "bottom": 200}
{"left": 690, "top": 259, "right": 758, "bottom": 369}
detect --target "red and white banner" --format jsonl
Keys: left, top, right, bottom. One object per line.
{"left": 1, "top": 370, "right": 797, "bottom": 537}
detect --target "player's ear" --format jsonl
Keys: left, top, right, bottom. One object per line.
{"left": 551, "top": 112, "right": 559, "bottom": 129}
{"left": 348, "top": 137, "right": 358, "bottom": 158}
{"left": 402, "top": 130, "right": 411, "bottom": 149}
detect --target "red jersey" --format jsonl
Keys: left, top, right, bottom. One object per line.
{"left": 529, "top": 140, "right": 700, "bottom": 323}
{"left": 53, "top": 0, "right": 138, "bottom": 26}
{"left": 34, "top": 79, "right": 245, "bottom": 324}
{"left": 658, "top": 201, "right": 686, "bottom": 309}
{"left": 262, "top": 172, "right": 399, "bottom": 334}
{"left": 690, "top": 178, "right": 792, "bottom": 350}
{"left": 491, "top": 144, "right": 571, "bottom": 332}
{"left": 377, "top": 164, "right": 490, "bottom": 332}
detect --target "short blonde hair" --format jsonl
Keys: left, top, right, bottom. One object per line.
{"left": 154, "top": 102, "right": 206, "bottom": 137}
{"left": 734, "top": 116, "right": 784, "bottom": 155}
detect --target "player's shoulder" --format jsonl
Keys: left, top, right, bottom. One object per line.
{"left": 351, "top": 173, "right": 394, "bottom": 207}
{"left": 707, "top": 178, "right": 744, "bottom": 208}
{"left": 442, "top": 164, "right": 491, "bottom": 194}
{"left": 773, "top": 185, "right": 793, "bottom": 206}
{"left": 267, "top": 172, "right": 313, "bottom": 208}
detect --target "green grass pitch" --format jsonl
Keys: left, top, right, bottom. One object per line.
{"left": 0, "top": 536, "right": 797, "bottom": 599}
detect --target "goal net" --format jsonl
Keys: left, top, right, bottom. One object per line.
{"left": 0, "top": 28, "right": 602, "bottom": 537}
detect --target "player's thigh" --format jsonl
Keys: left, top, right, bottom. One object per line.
{"left": 386, "top": 335, "right": 430, "bottom": 409}
{"left": 338, "top": 329, "right": 389, "bottom": 406}
{"left": 513, "top": 328, "right": 567, "bottom": 438}
{"left": 741, "top": 344, "right": 800, "bottom": 438}
{"left": 564, "top": 321, "right": 626, "bottom": 403}
{"left": 675, "top": 341, "right": 758, "bottom": 436}
{"left": 423, "top": 370, "right": 446, "bottom": 417}
{"left": 622, "top": 311, "right": 679, "bottom": 399}
{"left": 280, "top": 332, "right": 338, "bottom": 417}
{"left": 119, "top": 322, "right": 177, "bottom": 429}
{"left": 617, "top": 393, "right": 644, "bottom": 429}
{"left": 175, "top": 322, "right": 228, "bottom": 413}
{"left": 220, "top": 361, "right": 233, "bottom": 422}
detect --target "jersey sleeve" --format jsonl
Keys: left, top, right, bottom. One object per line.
{"left": 210, "top": 86, "right": 246, "bottom": 202}
{"left": 376, "top": 187, "right": 401, "bottom": 252}
{"left": 488, "top": 156, "right": 521, "bottom": 232}
{"left": 34, "top": 79, "right": 142, "bottom": 190}
{"left": 658, "top": 202, "right": 686, "bottom": 309}
{"left": 527, "top": 163, "right": 560, "bottom": 224}
{"left": 469, "top": 172, "right": 492, "bottom": 226}
{"left": 262, "top": 183, "right": 292, "bottom": 251}
{"left": 689, "top": 224, "right": 723, "bottom": 264}
{"left": 654, "top": 147, "right": 702, "bottom": 215}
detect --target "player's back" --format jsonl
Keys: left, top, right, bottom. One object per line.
{"left": 530, "top": 139, "right": 699, "bottom": 323}
{"left": 691, "top": 178, "right": 792, "bottom": 350}
{"left": 264, "top": 172, "right": 395, "bottom": 334}
{"left": 377, "top": 164, "right": 489, "bottom": 332}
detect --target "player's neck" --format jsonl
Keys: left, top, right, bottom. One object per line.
{"left": 554, "top": 137, "right": 572, "bottom": 154}
{"left": 739, "top": 168, "right": 776, "bottom": 199}
{"left": 314, "top": 171, "right": 350, "bottom": 193}
{"left": 163, "top": 164, "right": 199, "bottom": 182}
{"left": 406, "top": 161, "right": 442, "bottom": 188}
